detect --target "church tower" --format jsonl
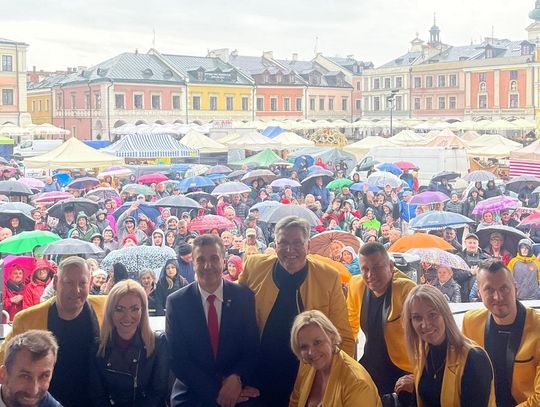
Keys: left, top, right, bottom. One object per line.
{"left": 527, "top": 0, "right": 540, "bottom": 42}
{"left": 428, "top": 14, "right": 441, "bottom": 46}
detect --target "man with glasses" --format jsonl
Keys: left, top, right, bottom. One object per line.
{"left": 463, "top": 259, "right": 540, "bottom": 406}
{"left": 240, "top": 216, "right": 354, "bottom": 406}
{"left": 486, "top": 232, "right": 511, "bottom": 265}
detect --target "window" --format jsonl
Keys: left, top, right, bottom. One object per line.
{"left": 226, "top": 96, "right": 234, "bottom": 111}
{"left": 270, "top": 97, "right": 278, "bottom": 111}
{"left": 256, "top": 97, "right": 264, "bottom": 111}
{"left": 449, "top": 75, "right": 457, "bottom": 87}
{"left": 38, "top": 100, "right": 42, "bottom": 112}
{"left": 242, "top": 96, "right": 249, "bottom": 111}
{"left": 395, "top": 77, "right": 403, "bottom": 88}
{"left": 438, "top": 75, "right": 446, "bottom": 87}
{"left": 84, "top": 92, "right": 91, "bottom": 109}
{"left": 414, "top": 97, "right": 421, "bottom": 110}
{"left": 364, "top": 78, "right": 369, "bottom": 91}
{"left": 356, "top": 82, "right": 361, "bottom": 90}
{"left": 309, "top": 98, "right": 316, "bottom": 111}
{"left": 319, "top": 97, "right": 325, "bottom": 111}
{"left": 384, "top": 77, "right": 391, "bottom": 89}
{"left": 31, "top": 100, "right": 35, "bottom": 112}
{"left": 341, "top": 97, "right": 348, "bottom": 111}
{"left": 45, "top": 99, "right": 50, "bottom": 112}
{"left": 94, "top": 93, "right": 101, "bottom": 109}
{"left": 355, "top": 99, "right": 361, "bottom": 111}
{"left": 479, "top": 95, "right": 487, "bottom": 109}
{"left": 296, "top": 97, "right": 302, "bottom": 112}
{"left": 373, "top": 78, "right": 380, "bottom": 89}
{"left": 115, "top": 94, "right": 124, "bottom": 109}
{"left": 363, "top": 97, "right": 369, "bottom": 111}
{"left": 426, "top": 76, "right": 433, "bottom": 88}
{"left": 509, "top": 94, "right": 519, "bottom": 108}
{"left": 394, "top": 96, "right": 402, "bottom": 111}
{"left": 414, "top": 77, "right": 422, "bottom": 88}
{"left": 172, "top": 95, "right": 181, "bottom": 110}
{"left": 151, "top": 94, "right": 161, "bottom": 109}
{"left": 328, "top": 98, "right": 334, "bottom": 111}
{"left": 479, "top": 82, "right": 487, "bottom": 92}
{"left": 56, "top": 93, "right": 63, "bottom": 110}
{"left": 510, "top": 80, "right": 518, "bottom": 92}
{"left": 2, "top": 55, "right": 12, "bottom": 71}
{"left": 283, "top": 97, "right": 290, "bottom": 111}
{"left": 449, "top": 96, "right": 456, "bottom": 110}
{"left": 373, "top": 96, "right": 380, "bottom": 111}
{"left": 134, "top": 94, "right": 143, "bottom": 109}
{"left": 479, "top": 72, "right": 487, "bottom": 82}
{"left": 426, "top": 97, "right": 433, "bottom": 110}
{"left": 71, "top": 93, "right": 76, "bottom": 109}
{"left": 209, "top": 96, "right": 218, "bottom": 111}
{"left": 192, "top": 95, "right": 201, "bottom": 110}
{"left": 438, "top": 97, "right": 446, "bottom": 110}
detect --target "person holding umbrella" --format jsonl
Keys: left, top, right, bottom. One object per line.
{"left": 52, "top": 206, "right": 76, "bottom": 239}
{"left": 309, "top": 176, "right": 330, "bottom": 210}
{"left": 72, "top": 212, "right": 99, "bottom": 242}
{"left": 431, "top": 265, "right": 462, "bottom": 302}
{"left": 22, "top": 259, "right": 55, "bottom": 309}
{"left": 517, "top": 182, "right": 538, "bottom": 208}
{"left": 484, "top": 232, "right": 511, "bottom": 265}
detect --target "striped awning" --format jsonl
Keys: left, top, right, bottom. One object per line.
{"left": 510, "top": 160, "right": 540, "bottom": 178}
{"left": 105, "top": 133, "right": 199, "bottom": 158}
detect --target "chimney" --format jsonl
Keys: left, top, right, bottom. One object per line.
{"left": 292, "top": 53, "right": 298, "bottom": 61}
{"left": 347, "top": 54, "right": 354, "bottom": 59}
{"left": 208, "top": 48, "right": 229, "bottom": 62}
{"left": 135, "top": 49, "right": 139, "bottom": 54}
{"left": 32, "top": 66, "right": 36, "bottom": 72}
{"left": 231, "top": 49, "right": 239, "bottom": 58}
{"left": 263, "top": 51, "right": 273, "bottom": 60}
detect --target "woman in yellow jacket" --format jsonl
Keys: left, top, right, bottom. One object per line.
{"left": 289, "top": 310, "right": 381, "bottom": 407}
{"left": 400, "top": 284, "right": 496, "bottom": 407}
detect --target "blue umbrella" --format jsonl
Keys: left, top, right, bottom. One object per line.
{"left": 350, "top": 182, "right": 380, "bottom": 193}
{"left": 294, "top": 155, "right": 314, "bottom": 170}
{"left": 112, "top": 202, "right": 161, "bottom": 221}
{"left": 409, "top": 211, "right": 474, "bottom": 230}
{"left": 67, "top": 177, "right": 100, "bottom": 190}
{"left": 249, "top": 200, "right": 281, "bottom": 216}
{"left": 376, "top": 163, "right": 402, "bottom": 176}
{"left": 207, "top": 173, "right": 227, "bottom": 181}
{"left": 52, "top": 173, "right": 72, "bottom": 186}
{"left": 176, "top": 176, "right": 215, "bottom": 191}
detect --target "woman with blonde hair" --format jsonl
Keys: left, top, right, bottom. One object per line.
{"left": 289, "top": 310, "right": 381, "bottom": 407}
{"left": 90, "top": 279, "right": 169, "bottom": 407}
{"left": 398, "top": 284, "right": 495, "bottom": 406}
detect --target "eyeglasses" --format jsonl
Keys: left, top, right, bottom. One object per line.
{"left": 276, "top": 240, "right": 306, "bottom": 249}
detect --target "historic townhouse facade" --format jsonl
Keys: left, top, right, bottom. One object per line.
{"left": 0, "top": 37, "right": 29, "bottom": 126}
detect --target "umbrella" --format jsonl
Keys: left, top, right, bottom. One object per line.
{"left": 463, "top": 170, "right": 496, "bottom": 182}
{"left": 376, "top": 163, "right": 402, "bottom": 175}
{"left": 120, "top": 184, "right": 156, "bottom": 196}
{"left": 151, "top": 196, "right": 202, "bottom": 209}
{"left": 185, "top": 192, "right": 218, "bottom": 206}
{"left": 2, "top": 255, "right": 37, "bottom": 281}
{"left": 394, "top": 161, "right": 418, "bottom": 171}
{"left": 259, "top": 204, "right": 321, "bottom": 226}
{"left": 249, "top": 200, "right": 281, "bottom": 216}
{"left": 0, "top": 210, "right": 35, "bottom": 231}
{"left": 517, "top": 212, "right": 540, "bottom": 229}
{"left": 476, "top": 224, "right": 528, "bottom": 254}
{"left": 301, "top": 172, "right": 334, "bottom": 192}
{"left": 85, "top": 187, "right": 120, "bottom": 201}
{"left": 98, "top": 166, "right": 133, "bottom": 178}
{"left": 18, "top": 177, "right": 45, "bottom": 189}
{"left": 409, "top": 191, "right": 450, "bottom": 205}
{"left": 207, "top": 165, "right": 232, "bottom": 175}
{"left": 431, "top": 171, "right": 460, "bottom": 183}
{"left": 0, "top": 180, "right": 34, "bottom": 196}
{"left": 307, "top": 165, "right": 329, "bottom": 173}
{"left": 66, "top": 177, "right": 100, "bottom": 190}
{"left": 48, "top": 197, "right": 99, "bottom": 218}
{"left": 177, "top": 176, "right": 215, "bottom": 191}
{"left": 101, "top": 245, "right": 177, "bottom": 279}
{"left": 52, "top": 173, "right": 72, "bottom": 186}
{"left": 185, "top": 164, "right": 211, "bottom": 178}
{"left": 406, "top": 248, "right": 470, "bottom": 270}
{"left": 350, "top": 182, "right": 380, "bottom": 193}
{"left": 326, "top": 178, "right": 354, "bottom": 190}
{"left": 409, "top": 211, "right": 475, "bottom": 230}
{"left": 309, "top": 231, "right": 362, "bottom": 258}
{"left": 137, "top": 173, "right": 169, "bottom": 184}
{"left": 0, "top": 166, "right": 20, "bottom": 177}
{"left": 472, "top": 196, "right": 520, "bottom": 215}
{"left": 367, "top": 171, "right": 402, "bottom": 188}
{"left": 241, "top": 169, "right": 278, "bottom": 184}
{"left": 207, "top": 173, "right": 227, "bottom": 181}
{"left": 189, "top": 215, "right": 235, "bottom": 232}
{"left": 32, "top": 191, "right": 74, "bottom": 204}
{"left": 112, "top": 202, "right": 161, "bottom": 221}
{"left": 356, "top": 158, "right": 380, "bottom": 171}
{"left": 270, "top": 178, "right": 302, "bottom": 188}
{"left": 227, "top": 169, "right": 248, "bottom": 180}
{"left": 388, "top": 234, "right": 454, "bottom": 252}
{"left": 39, "top": 238, "right": 103, "bottom": 256}
{"left": 0, "top": 230, "right": 61, "bottom": 254}
{"left": 505, "top": 175, "right": 540, "bottom": 193}
{"left": 0, "top": 202, "right": 34, "bottom": 216}
{"left": 211, "top": 182, "right": 251, "bottom": 196}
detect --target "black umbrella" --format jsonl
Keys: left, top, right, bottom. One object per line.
{"left": 48, "top": 197, "right": 99, "bottom": 219}
{"left": 505, "top": 175, "right": 540, "bottom": 193}
{"left": 185, "top": 192, "right": 218, "bottom": 206}
{"left": 0, "top": 180, "right": 34, "bottom": 196}
{"left": 301, "top": 172, "right": 334, "bottom": 192}
{"left": 151, "top": 195, "right": 202, "bottom": 209}
{"left": 0, "top": 209, "right": 35, "bottom": 231}
{"left": 431, "top": 171, "right": 460, "bottom": 183}
{"left": 227, "top": 170, "right": 248, "bottom": 180}
{"left": 40, "top": 238, "right": 103, "bottom": 256}
{"left": 476, "top": 224, "right": 528, "bottom": 254}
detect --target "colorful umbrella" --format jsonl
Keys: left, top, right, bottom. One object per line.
{"left": 367, "top": 171, "right": 402, "bottom": 188}
{"left": 137, "top": 173, "right": 169, "bottom": 184}
{"left": 269, "top": 178, "right": 302, "bottom": 188}
{"left": 350, "top": 182, "right": 380, "bottom": 193}
{"left": 476, "top": 224, "right": 528, "bottom": 254}
{"left": 18, "top": 177, "right": 45, "bottom": 189}
{"left": 98, "top": 166, "right": 133, "bottom": 178}
{"left": 85, "top": 187, "right": 120, "bottom": 201}
{"left": 207, "top": 165, "right": 232, "bottom": 175}
{"left": 112, "top": 202, "right": 161, "bottom": 221}
{"left": 2, "top": 255, "right": 37, "bottom": 281}
{"left": 407, "top": 248, "right": 470, "bottom": 270}
{"left": 32, "top": 191, "right": 74, "bottom": 204}
{"left": 207, "top": 173, "right": 227, "bottom": 181}
{"left": 39, "top": 238, "right": 104, "bottom": 256}
{"left": 177, "top": 176, "right": 215, "bottom": 191}
{"left": 151, "top": 196, "right": 202, "bottom": 209}
{"left": 259, "top": 204, "right": 321, "bottom": 226}
{"left": 409, "top": 191, "right": 450, "bottom": 205}
{"left": 394, "top": 161, "right": 418, "bottom": 171}
{"left": 505, "top": 175, "right": 540, "bottom": 193}
{"left": 376, "top": 163, "right": 402, "bottom": 175}
{"left": 517, "top": 212, "right": 540, "bottom": 229}
{"left": 463, "top": 170, "right": 496, "bottom": 182}
{"left": 388, "top": 234, "right": 454, "bottom": 252}
{"left": 48, "top": 197, "right": 99, "bottom": 218}
{"left": 0, "top": 166, "right": 18, "bottom": 177}
{"left": 211, "top": 182, "right": 251, "bottom": 196}
{"left": 0, "top": 180, "right": 34, "bottom": 196}
{"left": 100, "top": 245, "right": 177, "bottom": 279}
{"left": 120, "top": 183, "right": 156, "bottom": 196}
{"left": 409, "top": 211, "right": 474, "bottom": 230}
{"left": 52, "top": 173, "right": 72, "bottom": 186}
{"left": 189, "top": 215, "right": 235, "bottom": 232}
{"left": 66, "top": 177, "right": 100, "bottom": 190}
{"left": 472, "top": 196, "right": 520, "bottom": 215}
{"left": 309, "top": 231, "right": 362, "bottom": 258}
{"left": 326, "top": 178, "right": 354, "bottom": 190}
{"left": 0, "top": 230, "right": 61, "bottom": 254}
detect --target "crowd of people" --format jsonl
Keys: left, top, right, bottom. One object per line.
{"left": 0, "top": 159, "right": 539, "bottom": 406}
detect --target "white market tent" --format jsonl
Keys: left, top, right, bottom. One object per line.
{"left": 103, "top": 133, "right": 199, "bottom": 158}
{"left": 30, "top": 123, "right": 71, "bottom": 137}
{"left": 224, "top": 131, "right": 281, "bottom": 151}
{"left": 481, "top": 119, "right": 520, "bottom": 131}
{"left": 466, "top": 134, "right": 522, "bottom": 158}
{"left": 24, "top": 137, "right": 124, "bottom": 169}
{"left": 389, "top": 130, "right": 429, "bottom": 146}
{"left": 0, "top": 123, "right": 32, "bottom": 138}
{"left": 180, "top": 130, "right": 227, "bottom": 153}
{"left": 344, "top": 136, "right": 395, "bottom": 158}
{"left": 461, "top": 130, "right": 482, "bottom": 141}
{"left": 273, "top": 132, "right": 315, "bottom": 149}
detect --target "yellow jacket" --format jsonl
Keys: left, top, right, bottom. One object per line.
{"left": 414, "top": 344, "right": 496, "bottom": 407}
{"left": 239, "top": 254, "right": 355, "bottom": 357}
{"left": 462, "top": 306, "right": 540, "bottom": 407}
{"left": 346, "top": 269, "right": 415, "bottom": 372}
{"left": 289, "top": 349, "right": 382, "bottom": 407}
{"left": 0, "top": 295, "right": 106, "bottom": 363}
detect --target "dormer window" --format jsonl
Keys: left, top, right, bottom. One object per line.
{"left": 197, "top": 70, "right": 204, "bottom": 81}
{"left": 163, "top": 69, "right": 173, "bottom": 79}
{"left": 485, "top": 46, "right": 494, "bottom": 59}
{"left": 521, "top": 42, "right": 533, "bottom": 56}
{"left": 142, "top": 68, "right": 153, "bottom": 77}
{"left": 263, "top": 73, "right": 269, "bottom": 83}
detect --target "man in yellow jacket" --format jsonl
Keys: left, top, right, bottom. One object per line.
{"left": 463, "top": 258, "right": 540, "bottom": 407}
{"left": 347, "top": 242, "right": 416, "bottom": 402}
{"left": 0, "top": 257, "right": 106, "bottom": 407}
{"left": 240, "top": 216, "right": 354, "bottom": 407}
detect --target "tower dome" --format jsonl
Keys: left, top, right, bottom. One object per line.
{"left": 530, "top": 0, "right": 540, "bottom": 21}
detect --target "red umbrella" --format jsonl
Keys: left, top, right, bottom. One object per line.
{"left": 394, "top": 161, "right": 418, "bottom": 171}
{"left": 189, "top": 215, "right": 234, "bottom": 232}
{"left": 33, "top": 191, "right": 74, "bottom": 204}
{"left": 138, "top": 173, "right": 169, "bottom": 184}
{"left": 517, "top": 212, "right": 540, "bottom": 229}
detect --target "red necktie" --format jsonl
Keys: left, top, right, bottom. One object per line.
{"left": 207, "top": 294, "right": 219, "bottom": 358}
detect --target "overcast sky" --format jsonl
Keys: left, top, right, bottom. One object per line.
{"left": 2, "top": 0, "right": 536, "bottom": 71}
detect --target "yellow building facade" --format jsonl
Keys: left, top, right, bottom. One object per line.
{"left": 186, "top": 83, "right": 253, "bottom": 121}
{"left": 27, "top": 89, "right": 53, "bottom": 124}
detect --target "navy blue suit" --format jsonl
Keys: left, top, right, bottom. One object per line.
{"left": 166, "top": 280, "right": 259, "bottom": 407}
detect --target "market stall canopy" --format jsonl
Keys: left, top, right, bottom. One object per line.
{"left": 344, "top": 136, "right": 395, "bottom": 158}
{"left": 389, "top": 130, "right": 429, "bottom": 146}
{"left": 0, "top": 123, "right": 31, "bottom": 138}
{"left": 461, "top": 130, "right": 482, "bottom": 141}
{"left": 224, "top": 131, "right": 281, "bottom": 151}
{"left": 230, "top": 149, "right": 282, "bottom": 167}
{"left": 272, "top": 132, "right": 315, "bottom": 149}
{"left": 427, "top": 131, "right": 467, "bottom": 148}
{"left": 510, "top": 139, "right": 540, "bottom": 162}
{"left": 24, "top": 137, "right": 124, "bottom": 169}
{"left": 466, "top": 134, "right": 522, "bottom": 159}
{"left": 103, "top": 133, "right": 198, "bottom": 158}
{"left": 30, "top": 123, "right": 70, "bottom": 137}
{"left": 180, "top": 130, "right": 227, "bottom": 153}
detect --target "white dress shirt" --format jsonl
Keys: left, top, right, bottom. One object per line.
{"left": 198, "top": 280, "right": 224, "bottom": 329}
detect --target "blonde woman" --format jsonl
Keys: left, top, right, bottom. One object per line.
{"left": 399, "top": 285, "right": 495, "bottom": 406}
{"left": 90, "top": 280, "right": 169, "bottom": 407}
{"left": 289, "top": 310, "right": 381, "bottom": 407}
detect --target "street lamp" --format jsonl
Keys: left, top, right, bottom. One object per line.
{"left": 387, "top": 89, "right": 399, "bottom": 136}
